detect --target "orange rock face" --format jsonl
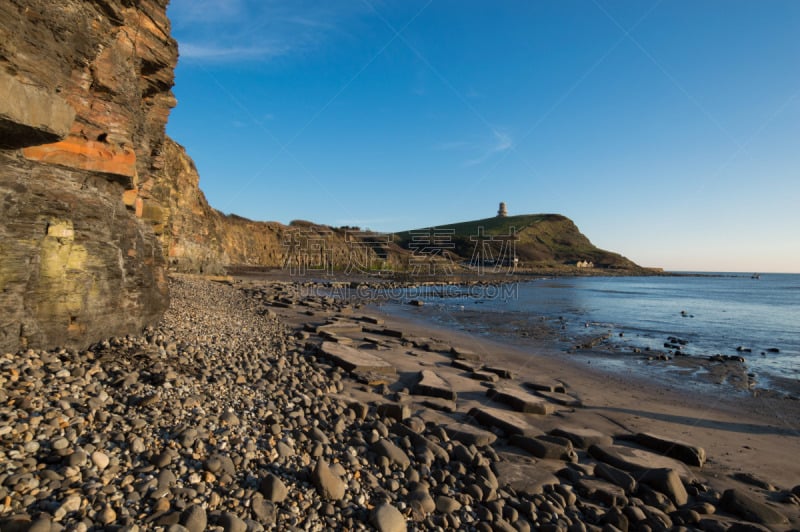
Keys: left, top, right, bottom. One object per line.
{"left": 23, "top": 138, "right": 137, "bottom": 185}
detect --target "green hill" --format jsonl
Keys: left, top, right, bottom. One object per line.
{"left": 395, "top": 213, "right": 641, "bottom": 270}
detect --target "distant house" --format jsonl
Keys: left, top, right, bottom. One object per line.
{"left": 576, "top": 260, "right": 594, "bottom": 268}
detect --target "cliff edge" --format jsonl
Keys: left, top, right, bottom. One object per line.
{"left": 0, "top": 0, "right": 177, "bottom": 352}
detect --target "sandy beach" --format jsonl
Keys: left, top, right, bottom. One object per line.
{"left": 2, "top": 274, "right": 798, "bottom": 531}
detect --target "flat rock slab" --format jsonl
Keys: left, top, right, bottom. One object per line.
{"left": 483, "top": 366, "right": 514, "bottom": 379}
{"left": 362, "top": 326, "right": 404, "bottom": 339}
{"left": 494, "top": 461, "right": 560, "bottom": 496}
{"left": 470, "top": 370, "right": 499, "bottom": 383}
{"left": 318, "top": 332, "right": 353, "bottom": 344}
{"left": 362, "top": 335, "right": 388, "bottom": 346}
{"left": 534, "top": 390, "right": 583, "bottom": 407}
{"left": 352, "top": 370, "right": 395, "bottom": 386}
{"left": 467, "top": 406, "right": 538, "bottom": 436}
{"left": 319, "top": 342, "right": 396, "bottom": 375}
{"left": 720, "top": 489, "right": 788, "bottom": 526}
{"left": 420, "top": 341, "right": 451, "bottom": 353}
{"left": 444, "top": 423, "right": 498, "bottom": 447}
{"left": 450, "top": 346, "right": 481, "bottom": 362}
{"left": 486, "top": 388, "right": 555, "bottom": 415}
{"left": 524, "top": 379, "right": 566, "bottom": 393}
{"left": 633, "top": 432, "right": 706, "bottom": 467}
{"left": 576, "top": 478, "right": 629, "bottom": 507}
{"left": 359, "top": 315, "right": 385, "bottom": 325}
{"left": 413, "top": 370, "right": 457, "bottom": 401}
{"left": 422, "top": 398, "right": 456, "bottom": 413}
{"left": 509, "top": 434, "right": 575, "bottom": 461}
{"left": 551, "top": 426, "right": 613, "bottom": 449}
{"left": 451, "top": 359, "right": 482, "bottom": 372}
{"left": 589, "top": 444, "right": 691, "bottom": 480}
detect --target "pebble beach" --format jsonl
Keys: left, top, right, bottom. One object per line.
{"left": 1, "top": 275, "right": 799, "bottom": 531}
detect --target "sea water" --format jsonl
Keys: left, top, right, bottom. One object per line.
{"left": 381, "top": 273, "right": 800, "bottom": 393}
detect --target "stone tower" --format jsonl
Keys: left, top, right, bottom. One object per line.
{"left": 497, "top": 202, "right": 507, "bottom": 217}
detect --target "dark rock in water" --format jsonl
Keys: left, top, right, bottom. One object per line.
{"left": 409, "top": 299, "right": 424, "bottom": 306}
{"left": 720, "top": 489, "right": 788, "bottom": 525}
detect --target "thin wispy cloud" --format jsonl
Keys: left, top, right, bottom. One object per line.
{"left": 178, "top": 43, "right": 290, "bottom": 61}
{"left": 169, "top": 0, "right": 369, "bottom": 64}
{"left": 438, "top": 130, "right": 514, "bottom": 167}
{"left": 169, "top": 0, "right": 247, "bottom": 23}
{"left": 434, "top": 140, "right": 473, "bottom": 151}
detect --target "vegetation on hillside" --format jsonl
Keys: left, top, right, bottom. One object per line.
{"left": 394, "top": 213, "right": 641, "bottom": 270}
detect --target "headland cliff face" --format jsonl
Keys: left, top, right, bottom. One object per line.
{"left": 143, "top": 138, "right": 399, "bottom": 275}
{"left": 0, "top": 0, "right": 177, "bottom": 352}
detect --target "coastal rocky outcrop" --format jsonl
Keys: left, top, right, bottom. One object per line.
{"left": 0, "top": 0, "right": 178, "bottom": 352}
{"left": 135, "top": 138, "right": 405, "bottom": 275}
{"left": 140, "top": 139, "right": 645, "bottom": 275}
{"left": 0, "top": 0, "right": 644, "bottom": 357}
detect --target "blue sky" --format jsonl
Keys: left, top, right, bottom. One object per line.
{"left": 166, "top": 1, "right": 800, "bottom": 273}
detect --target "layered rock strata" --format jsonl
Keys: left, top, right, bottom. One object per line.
{"left": 0, "top": 0, "right": 177, "bottom": 352}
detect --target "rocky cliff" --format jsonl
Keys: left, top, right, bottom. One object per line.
{"left": 134, "top": 137, "right": 405, "bottom": 275}
{"left": 0, "top": 0, "right": 177, "bottom": 352}
{"left": 143, "top": 139, "right": 642, "bottom": 276}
